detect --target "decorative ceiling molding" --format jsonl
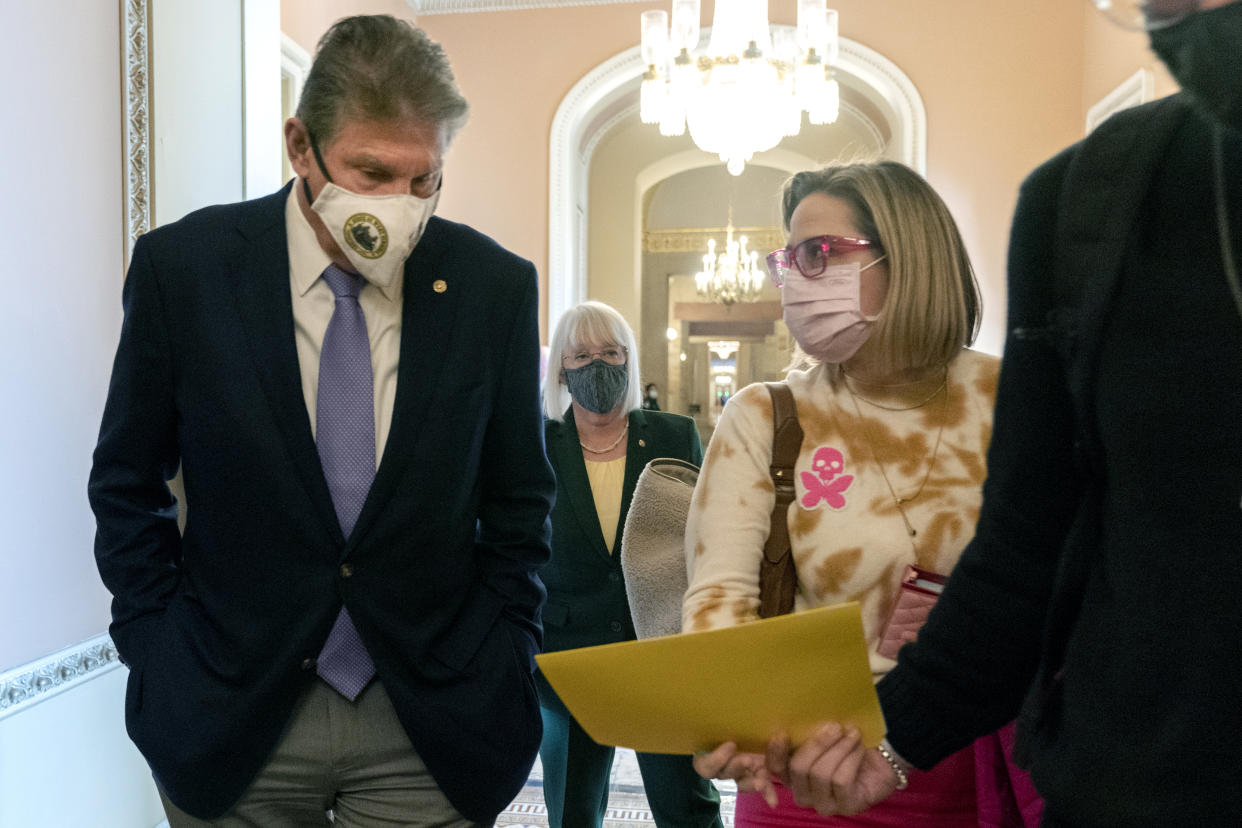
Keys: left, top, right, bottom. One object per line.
{"left": 406, "top": 0, "right": 646, "bottom": 15}
{"left": 644, "top": 227, "right": 784, "bottom": 255}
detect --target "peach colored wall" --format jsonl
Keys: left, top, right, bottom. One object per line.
{"left": 283, "top": 1, "right": 1091, "bottom": 347}
{"left": 1082, "top": 5, "right": 1179, "bottom": 117}
{"left": 282, "top": 0, "right": 412, "bottom": 55}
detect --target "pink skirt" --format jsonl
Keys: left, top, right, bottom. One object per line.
{"left": 734, "top": 725, "right": 1042, "bottom": 828}
{"left": 735, "top": 741, "right": 976, "bottom": 828}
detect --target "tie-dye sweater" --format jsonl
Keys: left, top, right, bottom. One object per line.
{"left": 682, "top": 349, "right": 999, "bottom": 676}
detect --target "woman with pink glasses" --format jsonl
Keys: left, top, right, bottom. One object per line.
{"left": 683, "top": 162, "right": 1038, "bottom": 826}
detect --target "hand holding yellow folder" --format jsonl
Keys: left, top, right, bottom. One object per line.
{"left": 535, "top": 602, "right": 885, "bottom": 755}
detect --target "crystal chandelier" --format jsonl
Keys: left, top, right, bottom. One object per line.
{"left": 694, "top": 212, "right": 766, "bottom": 306}
{"left": 640, "top": 0, "right": 841, "bottom": 176}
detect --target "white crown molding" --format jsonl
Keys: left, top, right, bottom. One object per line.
{"left": 837, "top": 37, "right": 926, "bottom": 172}
{"left": 281, "top": 32, "right": 312, "bottom": 82}
{"left": 548, "top": 45, "right": 640, "bottom": 331}
{"left": 0, "top": 634, "right": 121, "bottom": 721}
{"left": 1086, "top": 68, "right": 1153, "bottom": 134}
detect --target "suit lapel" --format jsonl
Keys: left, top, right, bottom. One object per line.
{"left": 553, "top": 409, "right": 612, "bottom": 559}
{"left": 347, "top": 219, "right": 460, "bottom": 550}
{"left": 227, "top": 186, "right": 343, "bottom": 544}
{"left": 615, "top": 410, "right": 651, "bottom": 550}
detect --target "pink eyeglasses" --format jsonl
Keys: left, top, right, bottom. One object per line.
{"left": 765, "top": 234, "right": 879, "bottom": 287}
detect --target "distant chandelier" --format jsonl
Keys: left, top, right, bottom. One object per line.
{"left": 694, "top": 212, "right": 766, "bottom": 306}
{"left": 640, "top": 0, "right": 841, "bottom": 175}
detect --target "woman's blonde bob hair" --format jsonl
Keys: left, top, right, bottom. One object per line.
{"left": 543, "top": 300, "right": 642, "bottom": 421}
{"left": 781, "top": 161, "right": 982, "bottom": 370}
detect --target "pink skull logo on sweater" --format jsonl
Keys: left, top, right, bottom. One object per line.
{"left": 800, "top": 446, "right": 854, "bottom": 510}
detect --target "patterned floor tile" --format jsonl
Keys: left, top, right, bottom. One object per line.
{"left": 494, "top": 748, "right": 737, "bottom": 827}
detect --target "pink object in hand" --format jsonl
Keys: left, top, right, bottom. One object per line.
{"left": 876, "top": 565, "right": 946, "bottom": 660}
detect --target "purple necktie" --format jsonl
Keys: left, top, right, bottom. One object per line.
{"left": 314, "top": 264, "right": 377, "bottom": 700}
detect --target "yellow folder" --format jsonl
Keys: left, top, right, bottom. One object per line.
{"left": 535, "top": 602, "right": 886, "bottom": 755}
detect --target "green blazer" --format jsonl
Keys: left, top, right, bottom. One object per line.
{"left": 537, "top": 407, "right": 702, "bottom": 710}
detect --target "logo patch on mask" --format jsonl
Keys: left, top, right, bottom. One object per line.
{"left": 342, "top": 213, "right": 389, "bottom": 259}
{"left": 799, "top": 445, "right": 854, "bottom": 510}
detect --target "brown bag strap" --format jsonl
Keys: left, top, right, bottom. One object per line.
{"left": 758, "top": 382, "right": 803, "bottom": 618}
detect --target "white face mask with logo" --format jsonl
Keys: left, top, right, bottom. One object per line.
{"left": 311, "top": 183, "right": 440, "bottom": 288}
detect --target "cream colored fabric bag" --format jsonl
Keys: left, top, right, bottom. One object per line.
{"left": 619, "top": 458, "right": 698, "bottom": 639}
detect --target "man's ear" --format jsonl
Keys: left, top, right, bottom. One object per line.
{"left": 284, "top": 117, "right": 313, "bottom": 179}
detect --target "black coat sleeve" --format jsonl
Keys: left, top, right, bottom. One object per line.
{"left": 876, "top": 147, "right": 1086, "bottom": 768}
{"left": 474, "top": 260, "right": 555, "bottom": 654}
{"left": 88, "top": 234, "right": 183, "bottom": 669}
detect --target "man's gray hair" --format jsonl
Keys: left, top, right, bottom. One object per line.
{"left": 297, "top": 15, "right": 469, "bottom": 145}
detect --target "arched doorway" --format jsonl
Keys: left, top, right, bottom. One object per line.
{"left": 547, "top": 31, "right": 927, "bottom": 328}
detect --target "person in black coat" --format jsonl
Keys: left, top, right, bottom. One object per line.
{"left": 538, "top": 300, "right": 722, "bottom": 828}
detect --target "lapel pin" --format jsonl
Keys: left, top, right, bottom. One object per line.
{"left": 432, "top": 279, "right": 447, "bottom": 293}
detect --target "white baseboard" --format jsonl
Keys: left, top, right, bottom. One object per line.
{"left": 0, "top": 634, "right": 165, "bottom": 827}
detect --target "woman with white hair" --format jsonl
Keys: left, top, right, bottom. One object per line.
{"left": 537, "top": 300, "right": 722, "bottom": 828}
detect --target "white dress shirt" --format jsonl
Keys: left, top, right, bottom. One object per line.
{"left": 286, "top": 186, "right": 403, "bottom": 467}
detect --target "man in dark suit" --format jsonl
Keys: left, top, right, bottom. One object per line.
{"left": 89, "top": 15, "right": 554, "bottom": 826}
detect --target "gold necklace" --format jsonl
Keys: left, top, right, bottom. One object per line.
{"left": 843, "top": 369, "right": 948, "bottom": 412}
{"left": 845, "top": 380, "right": 949, "bottom": 544}
{"left": 580, "top": 422, "right": 629, "bottom": 454}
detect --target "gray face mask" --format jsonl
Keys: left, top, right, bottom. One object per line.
{"left": 564, "top": 360, "right": 629, "bottom": 414}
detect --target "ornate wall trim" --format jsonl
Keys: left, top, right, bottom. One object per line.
{"left": 644, "top": 227, "right": 784, "bottom": 254}
{"left": 0, "top": 634, "right": 121, "bottom": 721}
{"left": 122, "top": 0, "right": 152, "bottom": 266}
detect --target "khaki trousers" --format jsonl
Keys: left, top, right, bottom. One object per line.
{"left": 159, "top": 680, "right": 490, "bottom": 828}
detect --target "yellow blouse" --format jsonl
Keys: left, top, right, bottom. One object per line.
{"left": 584, "top": 455, "right": 626, "bottom": 553}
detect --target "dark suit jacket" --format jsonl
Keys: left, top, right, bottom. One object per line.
{"left": 88, "top": 183, "right": 555, "bottom": 821}
{"left": 536, "top": 408, "right": 701, "bottom": 712}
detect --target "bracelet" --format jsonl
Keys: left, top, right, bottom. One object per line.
{"left": 876, "top": 739, "right": 910, "bottom": 791}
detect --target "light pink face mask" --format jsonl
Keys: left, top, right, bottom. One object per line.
{"left": 781, "top": 257, "right": 886, "bottom": 363}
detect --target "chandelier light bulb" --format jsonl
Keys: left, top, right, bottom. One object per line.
{"left": 640, "top": 1, "right": 843, "bottom": 173}
{"left": 640, "top": 74, "right": 663, "bottom": 124}
{"left": 782, "top": 77, "right": 802, "bottom": 136}
{"left": 671, "top": 0, "right": 701, "bottom": 51}
{"left": 695, "top": 212, "right": 765, "bottom": 303}
{"left": 641, "top": 10, "right": 670, "bottom": 69}
{"left": 797, "top": 0, "right": 827, "bottom": 52}
{"left": 808, "top": 75, "right": 839, "bottom": 125}
{"left": 659, "top": 103, "right": 687, "bottom": 136}
{"left": 824, "top": 9, "right": 839, "bottom": 65}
